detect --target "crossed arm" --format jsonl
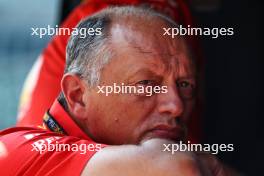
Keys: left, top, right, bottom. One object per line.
{"left": 82, "top": 139, "right": 239, "bottom": 176}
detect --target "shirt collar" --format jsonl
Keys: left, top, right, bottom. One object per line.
{"left": 45, "top": 100, "right": 91, "bottom": 140}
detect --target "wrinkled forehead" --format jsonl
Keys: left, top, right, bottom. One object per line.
{"left": 109, "top": 20, "right": 195, "bottom": 77}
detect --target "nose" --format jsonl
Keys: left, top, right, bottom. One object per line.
{"left": 157, "top": 86, "right": 184, "bottom": 118}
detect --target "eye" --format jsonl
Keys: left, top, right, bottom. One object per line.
{"left": 176, "top": 80, "right": 196, "bottom": 99}
{"left": 177, "top": 81, "right": 191, "bottom": 88}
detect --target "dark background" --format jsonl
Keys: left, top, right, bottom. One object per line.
{"left": 191, "top": 0, "right": 263, "bottom": 175}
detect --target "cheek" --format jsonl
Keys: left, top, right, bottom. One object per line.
{"left": 107, "top": 95, "right": 158, "bottom": 143}
{"left": 182, "top": 100, "right": 195, "bottom": 122}
{"left": 86, "top": 94, "right": 157, "bottom": 144}
{"left": 121, "top": 96, "right": 158, "bottom": 141}
{"left": 122, "top": 95, "right": 157, "bottom": 121}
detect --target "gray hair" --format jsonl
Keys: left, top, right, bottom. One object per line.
{"left": 65, "top": 6, "right": 178, "bottom": 87}
{"left": 65, "top": 13, "right": 111, "bottom": 87}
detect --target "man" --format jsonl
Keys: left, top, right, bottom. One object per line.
{"left": 0, "top": 7, "right": 236, "bottom": 176}
{"left": 17, "top": 0, "right": 202, "bottom": 143}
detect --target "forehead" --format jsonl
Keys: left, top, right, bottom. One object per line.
{"left": 110, "top": 19, "right": 187, "bottom": 54}
{"left": 105, "top": 21, "right": 195, "bottom": 79}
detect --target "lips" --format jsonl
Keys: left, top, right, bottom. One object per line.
{"left": 146, "top": 124, "right": 185, "bottom": 142}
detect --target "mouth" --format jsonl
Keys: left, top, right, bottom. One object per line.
{"left": 143, "top": 124, "right": 185, "bottom": 142}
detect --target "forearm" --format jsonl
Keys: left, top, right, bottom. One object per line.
{"left": 82, "top": 138, "right": 202, "bottom": 176}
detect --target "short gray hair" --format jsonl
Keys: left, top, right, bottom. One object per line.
{"left": 65, "top": 12, "right": 112, "bottom": 87}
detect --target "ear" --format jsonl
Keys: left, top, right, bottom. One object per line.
{"left": 61, "top": 73, "right": 87, "bottom": 119}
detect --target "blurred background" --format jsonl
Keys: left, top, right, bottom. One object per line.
{"left": 0, "top": 0, "right": 60, "bottom": 127}
{"left": 0, "top": 0, "right": 262, "bottom": 175}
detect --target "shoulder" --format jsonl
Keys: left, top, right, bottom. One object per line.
{"left": 0, "top": 127, "right": 105, "bottom": 176}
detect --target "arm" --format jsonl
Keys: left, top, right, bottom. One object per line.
{"left": 82, "top": 138, "right": 203, "bottom": 176}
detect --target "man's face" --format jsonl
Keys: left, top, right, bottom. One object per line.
{"left": 82, "top": 20, "right": 196, "bottom": 145}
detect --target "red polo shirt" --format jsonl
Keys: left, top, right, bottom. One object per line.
{"left": 0, "top": 100, "right": 105, "bottom": 176}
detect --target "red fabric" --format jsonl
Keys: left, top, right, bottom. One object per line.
{"left": 48, "top": 100, "right": 90, "bottom": 140}
{"left": 0, "top": 101, "right": 106, "bottom": 176}
{"left": 17, "top": 0, "right": 202, "bottom": 143}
